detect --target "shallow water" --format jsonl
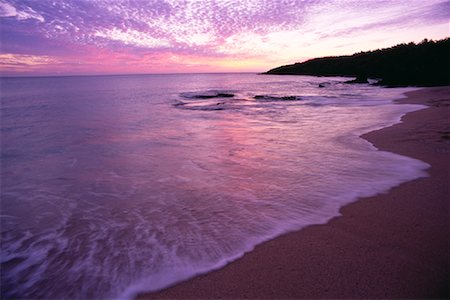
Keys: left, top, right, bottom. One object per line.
{"left": 0, "top": 73, "right": 427, "bottom": 299}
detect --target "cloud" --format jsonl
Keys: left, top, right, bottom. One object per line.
{"left": 0, "top": 0, "right": 44, "bottom": 22}
{"left": 0, "top": 53, "right": 60, "bottom": 65}
{"left": 0, "top": 0, "right": 448, "bottom": 74}
{"left": 0, "top": 0, "right": 312, "bottom": 52}
{"left": 94, "top": 28, "right": 170, "bottom": 49}
{"left": 314, "top": 0, "right": 450, "bottom": 39}
{"left": 0, "top": 53, "right": 62, "bottom": 75}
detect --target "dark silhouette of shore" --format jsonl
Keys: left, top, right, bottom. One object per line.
{"left": 265, "top": 38, "right": 450, "bottom": 87}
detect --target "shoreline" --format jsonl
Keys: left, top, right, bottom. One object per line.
{"left": 138, "top": 87, "right": 449, "bottom": 299}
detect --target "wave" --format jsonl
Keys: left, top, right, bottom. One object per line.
{"left": 173, "top": 99, "right": 238, "bottom": 111}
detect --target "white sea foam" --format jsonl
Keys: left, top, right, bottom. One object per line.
{"left": 0, "top": 74, "right": 426, "bottom": 299}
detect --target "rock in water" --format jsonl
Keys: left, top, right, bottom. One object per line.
{"left": 345, "top": 75, "right": 369, "bottom": 84}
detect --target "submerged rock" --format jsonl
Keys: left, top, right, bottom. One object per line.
{"left": 254, "top": 95, "right": 301, "bottom": 101}
{"left": 192, "top": 93, "right": 234, "bottom": 99}
{"left": 345, "top": 75, "right": 369, "bottom": 84}
{"left": 216, "top": 93, "right": 234, "bottom": 98}
{"left": 318, "top": 82, "right": 330, "bottom": 88}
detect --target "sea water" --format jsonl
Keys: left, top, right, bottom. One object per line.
{"left": 0, "top": 73, "right": 427, "bottom": 299}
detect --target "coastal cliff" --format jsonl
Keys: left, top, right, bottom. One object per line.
{"left": 265, "top": 38, "right": 450, "bottom": 87}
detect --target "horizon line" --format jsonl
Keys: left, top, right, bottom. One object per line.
{"left": 0, "top": 71, "right": 266, "bottom": 79}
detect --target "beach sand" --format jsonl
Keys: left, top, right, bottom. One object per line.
{"left": 138, "top": 87, "right": 449, "bottom": 299}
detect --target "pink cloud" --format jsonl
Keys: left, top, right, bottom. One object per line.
{"left": 0, "top": 0, "right": 448, "bottom": 76}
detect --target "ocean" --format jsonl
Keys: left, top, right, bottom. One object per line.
{"left": 0, "top": 73, "right": 428, "bottom": 299}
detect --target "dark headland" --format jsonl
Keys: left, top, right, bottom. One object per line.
{"left": 265, "top": 38, "right": 450, "bottom": 87}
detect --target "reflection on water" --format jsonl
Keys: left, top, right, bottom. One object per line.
{"left": 1, "top": 74, "right": 426, "bottom": 299}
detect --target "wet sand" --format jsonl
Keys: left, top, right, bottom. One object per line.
{"left": 138, "top": 87, "right": 449, "bottom": 299}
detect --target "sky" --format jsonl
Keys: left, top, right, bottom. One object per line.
{"left": 0, "top": 0, "right": 448, "bottom": 76}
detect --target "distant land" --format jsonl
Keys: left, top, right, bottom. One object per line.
{"left": 265, "top": 38, "right": 450, "bottom": 87}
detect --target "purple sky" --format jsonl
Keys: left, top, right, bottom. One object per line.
{"left": 0, "top": 0, "right": 448, "bottom": 75}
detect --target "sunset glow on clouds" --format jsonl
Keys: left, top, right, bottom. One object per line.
{"left": 0, "top": 0, "right": 448, "bottom": 76}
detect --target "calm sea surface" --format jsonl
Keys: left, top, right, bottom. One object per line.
{"left": 1, "top": 73, "right": 427, "bottom": 299}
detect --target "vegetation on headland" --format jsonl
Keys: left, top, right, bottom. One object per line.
{"left": 265, "top": 38, "right": 450, "bottom": 87}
